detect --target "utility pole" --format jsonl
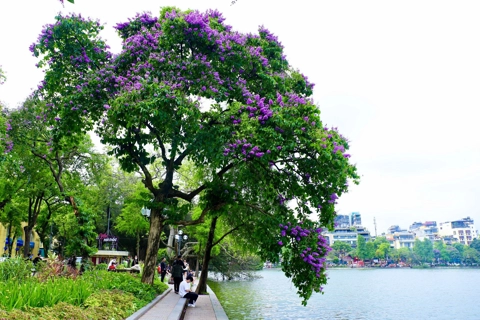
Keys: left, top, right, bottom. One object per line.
{"left": 374, "top": 217, "right": 378, "bottom": 237}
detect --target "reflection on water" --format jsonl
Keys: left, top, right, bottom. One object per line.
{"left": 208, "top": 268, "right": 480, "bottom": 320}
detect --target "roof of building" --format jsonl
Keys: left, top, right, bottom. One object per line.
{"left": 92, "top": 250, "right": 129, "bottom": 257}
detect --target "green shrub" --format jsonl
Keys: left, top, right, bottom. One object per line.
{"left": 0, "top": 258, "right": 33, "bottom": 282}
{"left": 94, "top": 263, "right": 108, "bottom": 271}
{"left": 0, "top": 277, "right": 94, "bottom": 311}
{"left": 83, "top": 270, "right": 167, "bottom": 304}
{"left": 0, "top": 267, "right": 168, "bottom": 319}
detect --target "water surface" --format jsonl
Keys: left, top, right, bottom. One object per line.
{"left": 208, "top": 268, "right": 480, "bottom": 320}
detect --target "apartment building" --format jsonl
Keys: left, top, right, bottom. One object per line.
{"left": 438, "top": 217, "right": 477, "bottom": 245}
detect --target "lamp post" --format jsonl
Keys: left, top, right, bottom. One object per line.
{"left": 141, "top": 207, "right": 151, "bottom": 219}
{"left": 174, "top": 230, "right": 188, "bottom": 256}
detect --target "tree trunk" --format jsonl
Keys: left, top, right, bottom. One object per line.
{"left": 23, "top": 195, "right": 43, "bottom": 257}
{"left": 196, "top": 216, "right": 217, "bottom": 294}
{"left": 141, "top": 209, "right": 163, "bottom": 285}
{"left": 6, "top": 224, "right": 13, "bottom": 257}
{"left": 23, "top": 226, "right": 32, "bottom": 258}
{"left": 195, "top": 247, "right": 200, "bottom": 278}
{"left": 167, "top": 225, "right": 175, "bottom": 257}
{"left": 136, "top": 233, "right": 140, "bottom": 261}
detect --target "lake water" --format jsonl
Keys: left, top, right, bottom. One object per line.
{"left": 208, "top": 268, "right": 480, "bottom": 320}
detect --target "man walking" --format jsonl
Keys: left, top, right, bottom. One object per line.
{"left": 172, "top": 256, "right": 185, "bottom": 294}
{"left": 160, "top": 257, "right": 167, "bottom": 282}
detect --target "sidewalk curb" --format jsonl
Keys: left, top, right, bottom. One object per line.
{"left": 126, "top": 287, "right": 172, "bottom": 320}
{"left": 207, "top": 285, "right": 229, "bottom": 320}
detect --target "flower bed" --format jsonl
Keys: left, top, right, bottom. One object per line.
{"left": 0, "top": 258, "right": 168, "bottom": 319}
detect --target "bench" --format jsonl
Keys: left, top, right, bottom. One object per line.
{"left": 166, "top": 297, "right": 188, "bottom": 320}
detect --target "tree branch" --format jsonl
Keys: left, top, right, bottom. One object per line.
{"left": 212, "top": 223, "right": 245, "bottom": 247}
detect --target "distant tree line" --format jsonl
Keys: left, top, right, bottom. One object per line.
{"left": 329, "top": 236, "right": 480, "bottom": 266}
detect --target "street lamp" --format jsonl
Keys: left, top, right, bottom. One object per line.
{"left": 141, "top": 207, "right": 151, "bottom": 218}
{"left": 174, "top": 230, "right": 188, "bottom": 255}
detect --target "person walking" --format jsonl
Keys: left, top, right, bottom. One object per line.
{"left": 172, "top": 256, "right": 185, "bottom": 294}
{"left": 160, "top": 257, "right": 167, "bottom": 283}
{"left": 179, "top": 275, "right": 198, "bottom": 307}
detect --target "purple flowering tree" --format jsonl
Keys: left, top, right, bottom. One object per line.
{"left": 30, "top": 7, "right": 359, "bottom": 301}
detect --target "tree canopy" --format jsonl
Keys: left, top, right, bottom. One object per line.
{"left": 29, "top": 7, "right": 359, "bottom": 304}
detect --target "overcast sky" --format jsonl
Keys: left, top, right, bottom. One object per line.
{"left": 1, "top": 0, "right": 479, "bottom": 234}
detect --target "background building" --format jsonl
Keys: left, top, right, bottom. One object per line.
{"left": 334, "top": 214, "right": 351, "bottom": 228}
{"left": 351, "top": 212, "right": 362, "bottom": 226}
{"left": 324, "top": 226, "right": 371, "bottom": 248}
{"left": 0, "top": 224, "right": 42, "bottom": 257}
{"left": 438, "top": 217, "right": 477, "bottom": 245}
{"left": 410, "top": 221, "right": 438, "bottom": 242}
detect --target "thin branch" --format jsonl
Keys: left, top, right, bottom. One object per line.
{"left": 212, "top": 223, "right": 245, "bottom": 247}
{"left": 145, "top": 121, "right": 169, "bottom": 164}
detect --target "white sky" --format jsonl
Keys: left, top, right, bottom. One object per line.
{"left": 1, "top": 0, "right": 479, "bottom": 234}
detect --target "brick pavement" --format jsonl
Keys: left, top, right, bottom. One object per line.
{"left": 135, "top": 278, "right": 229, "bottom": 320}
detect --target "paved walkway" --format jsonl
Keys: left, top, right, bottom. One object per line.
{"left": 133, "top": 278, "right": 229, "bottom": 320}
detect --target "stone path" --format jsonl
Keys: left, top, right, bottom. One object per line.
{"left": 131, "top": 278, "right": 229, "bottom": 320}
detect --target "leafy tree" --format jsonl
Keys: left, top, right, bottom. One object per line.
{"left": 470, "top": 238, "right": 480, "bottom": 252}
{"left": 30, "top": 8, "right": 358, "bottom": 304}
{"left": 356, "top": 234, "right": 367, "bottom": 260}
{"left": 0, "top": 201, "right": 24, "bottom": 257}
{"left": 332, "top": 241, "right": 352, "bottom": 260}
{"left": 445, "top": 246, "right": 461, "bottom": 263}
{"left": 114, "top": 182, "right": 150, "bottom": 258}
{"left": 453, "top": 242, "right": 466, "bottom": 256}
{"left": 389, "top": 248, "right": 400, "bottom": 262}
{"left": 6, "top": 99, "right": 101, "bottom": 257}
{"left": 376, "top": 242, "right": 391, "bottom": 260}
{"left": 463, "top": 247, "right": 479, "bottom": 265}
{"left": 413, "top": 238, "right": 434, "bottom": 264}
{"left": 365, "top": 242, "right": 376, "bottom": 260}
{"left": 373, "top": 236, "right": 389, "bottom": 249}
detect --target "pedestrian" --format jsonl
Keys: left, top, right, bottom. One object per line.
{"left": 33, "top": 255, "right": 42, "bottom": 265}
{"left": 68, "top": 255, "right": 77, "bottom": 271}
{"left": 172, "top": 255, "right": 185, "bottom": 294}
{"left": 107, "top": 259, "right": 117, "bottom": 271}
{"left": 179, "top": 275, "right": 198, "bottom": 307}
{"left": 132, "top": 255, "right": 139, "bottom": 266}
{"left": 160, "top": 257, "right": 167, "bottom": 282}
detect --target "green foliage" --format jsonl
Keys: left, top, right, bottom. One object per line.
{"left": 375, "top": 243, "right": 391, "bottom": 259}
{"left": 413, "top": 238, "right": 434, "bottom": 263}
{"left": 0, "top": 258, "right": 34, "bottom": 283}
{"left": 114, "top": 182, "right": 150, "bottom": 238}
{"left": 365, "top": 242, "right": 376, "bottom": 260}
{"left": 0, "top": 65, "right": 5, "bottom": 85}
{"left": 356, "top": 235, "right": 367, "bottom": 260}
{"left": 31, "top": 7, "right": 359, "bottom": 301}
{"left": 0, "top": 291, "right": 136, "bottom": 320}
{"left": 94, "top": 263, "right": 108, "bottom": 271}
{"left": 462, "top": 247, "right": 480, "bottom": 264}
{"left": 470, "top": 238, "right": 480, "bottom": 252}
{"left": 0, "top": 267, "right": 167, "bottom": 318}
{"left": 331, "top": 241, "right": 352, "bottom": 253}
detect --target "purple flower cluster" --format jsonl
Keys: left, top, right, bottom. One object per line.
{"left": 278, "top": 222, "right": 331, "bottom": 279}
{"left": 223, "top": 139, "right": 265, "bottom": 159}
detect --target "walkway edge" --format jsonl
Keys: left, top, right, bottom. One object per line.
{"left": 207, "top": 285, "right": 229, "bottom": 320}
{"left": 126, "top": 287, "right": 172, "bottom": 320}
